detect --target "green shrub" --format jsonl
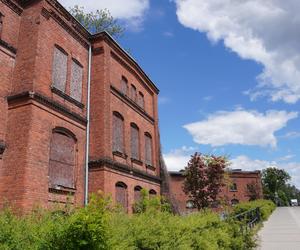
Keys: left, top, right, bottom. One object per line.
{"left": 232, "top": 199, "right": 276, "bottom": 221}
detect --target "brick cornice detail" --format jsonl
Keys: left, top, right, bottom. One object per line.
{"left": 7, "top": 91, "right": 87, "bottom": 125}
{"left": 89, "top": 157, "right": 161, "bottom": 184}
{"left": 41, "top": 7, "right": 89, "bottom": 49}
{"left": 1, "top": 0, "right": 23, "bottom": 15}
{"left": 110, "top": 85, "right": 155, "bottom": 124}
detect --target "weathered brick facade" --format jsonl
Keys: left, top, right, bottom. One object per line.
{"left": 0, "top": 0, "right": 161, "bottom": 212}
{"left": 169, "top": 170, "right": 263, "bottom": 214}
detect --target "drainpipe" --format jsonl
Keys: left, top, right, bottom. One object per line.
{"left": 85, "top": 44, "right": 92, "bottom": 206}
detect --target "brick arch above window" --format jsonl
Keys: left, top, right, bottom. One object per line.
{"left": 149, "top": 189, "right": 157, "bottom": 196}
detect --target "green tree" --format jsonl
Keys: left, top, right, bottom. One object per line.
{"left": 183, "top": 153, "right": 228, "bottom": 210}
{"left": 246, "top": 181, "right": 262, "bottom": 201}
{"left": 69, "top": 6, "right": 124, "bottom": 37}
{"left": 262, "top": 167, "right": 291, "bottom": 205}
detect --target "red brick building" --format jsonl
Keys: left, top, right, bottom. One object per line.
{"left": 169, "top": 169, "right": 263, "bottom": 214}
{"left": 0, "top": 0, "right": 160, "bottom": 212}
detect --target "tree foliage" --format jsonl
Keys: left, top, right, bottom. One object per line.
{"left": 262, "top": 167, "right": 292, "bottom": 205}
{"left": 69, "top": 6, "right": 124, "bottom": 37}
{"left": 246, "top": 181, "right": 262, "bottom": 201}
{"left": 183, "top": 153, "right": 228, "bottom": 210}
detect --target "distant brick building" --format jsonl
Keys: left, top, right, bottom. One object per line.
{"left": 0, "top": 0, "right": 160, "bottom": 212}
{"left": 169, "top": 169, "right": 263, "bottom": 214}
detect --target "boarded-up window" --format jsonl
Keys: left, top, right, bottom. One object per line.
{"left": 138, "top": 92, "right": 144, "bottom": 109}
{"left": 131, "top": 85, "right": 137, "bottom": 102}
{"left": 130, "top": 123, "right": 139, "bottom": 160}
{"left": 52, "top": 46, "right": 68, "bottom": 92}
{"left": 116, "top": 182, "right": 127, "bottom": 211}
{"left": 112, "top": 112, "right": 124, "bottom": 153}
{"left": 49, "top": 129, "right": 76, "bottom": 188}
{"left": 70, "top": 59, "right": 83, "bottom": 102}
{"left": 145, "top": 133, "right": 153, "bottom": 166}
{"left": 121, "top": 77, "right": 128, "bottom": 95}
{"left": 134, "top": 186, "right": 142, "bottom": 202}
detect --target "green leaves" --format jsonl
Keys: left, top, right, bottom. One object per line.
{"left": 69, "top": 6, "right": 124, "bottom": 37}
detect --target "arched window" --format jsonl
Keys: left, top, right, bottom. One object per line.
{"left": 130, "top": 84, "right": 137, "bottom": 102}
{"left": 231, "top": 199, "right": 239, "bottom": 206}
{"left": 149, "top": 189, "right": 157, "bottom": 197}
{"left": 52, "top": 45, "right": 68, "bottom": 92}
{"left": 134, "top": 186, "right": 142, "bottom": 202}
{"left": 145, "top": 133, "right": 153, "bottom": 166}
{"left": 130, "top": 123, "right": 139, "bottom": 160}
{"left": 230, "top": 183, "right": 237, "bottom": 191}
{"left": 49, "top": 128, "right": 76, "bottom": 189}
{"left": 112, "top": 112, "right": 124, "bottom": 153}
{"left": 116, "top": 182, "right": 128, "bottom": 211}
{"left": 121, "top": 76, "right": 128, "bottom": 95}
{"left": 138, "top": 92, "right": 144, "bottom": 109}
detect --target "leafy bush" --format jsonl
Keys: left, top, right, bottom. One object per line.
{"left": 0, "top": 194, "right": 265, "bottom": 250}
{"left": 232, "top": 199, "right": 276, "bottom": 221}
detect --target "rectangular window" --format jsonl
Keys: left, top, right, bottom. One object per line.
{"left": 131, "top": 85, "right": 137, "bottom": 102}
{"left": 52, "top": 46, "right": 68, "bottom": 92}
{"left": 131, "top": 124, "right": 139, "bottom": 160}
{"left": 0, "top": 13, "right": 3, "bottom": 39}
{"left": 145, "top": 133, "right": 153, "bottom": 166}
{"left": 70, "top": 59, "right": 83, "bottom": 102}
{"left": 138, "top": 92, "right": 144, "bottom": 109}
{"left": 121, "top": 77, "right": 128, "bottom": 95}
{"left": 113, "top": 113, "right": 124, "bottom": 153}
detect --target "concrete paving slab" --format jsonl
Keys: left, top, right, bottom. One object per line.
{"left": 257, "top": 207, "right": 300, "bottom": 250}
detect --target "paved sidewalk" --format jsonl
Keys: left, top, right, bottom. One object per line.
{"left": 257, "top": 207, "right": 300, "bottom": 250}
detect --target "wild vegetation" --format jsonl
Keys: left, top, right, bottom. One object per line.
{"left": 0, "top": 191, "right": 274, "bottom": 250}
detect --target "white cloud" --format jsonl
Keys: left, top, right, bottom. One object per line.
{"left": 174, "top": 0, "right": 300, "bottom": 103}
{"left": 59, "top": 0, "right": 150, "bottom": 29}
{"left": 231, "top": 155, "right": 300, "bottom": 188}
{"left": 163, "top": 146, "right": 198, "bottom": 171}
{"left": 184, "top": 109, "right": 297, "bottom": 147}
{"left": 281, "top": 131, "right": 300, "bottom": 139}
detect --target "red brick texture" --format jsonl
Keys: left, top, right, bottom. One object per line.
{"left": 0, "top": 0, "right": 161, "bottom": 212}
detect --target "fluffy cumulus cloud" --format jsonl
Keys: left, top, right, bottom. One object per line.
{"left": 163, "top": 146, "right": 198, "bottom": 171}
{"left": 231, "top": 155, "right": 300, "bottom": 188}
{"left": 59, "top": 0, "right": 149, "bottom": 29}
{"left": 184, "top": 109, "right": 297, "bottom": 147}
{"left": 174, "top": 0, "right": 300, "bottom": 103}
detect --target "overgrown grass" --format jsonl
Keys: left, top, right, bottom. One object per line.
{"left": 0, "top": 194, "right": 274, "bottom": 250}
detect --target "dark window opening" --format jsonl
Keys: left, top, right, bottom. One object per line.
{"left": 231, "top": 199, "right": 239, "bottom": 206}
{"left": 112, "top": 112, "right": 124, "bottom": 153}
{"left": 149, "top": 189, "right": 157, "bottom": 197}
{"left": 230, "top": 183, "right": 237, "bottom": 192}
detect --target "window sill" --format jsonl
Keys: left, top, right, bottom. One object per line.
{"left": 49, "top": 185, "right": 76, "bottom": 195}
{"left": 113, "top": 151, "right": 128, "bottom": 159}
{"left": 131, "top": 158, "right": 143, "bottom": 166}
{"left": 146, "top": 164, "right": 156, "bottom": 171}
{"left": 51, "top": 86, "right": 84, "bottom": 109}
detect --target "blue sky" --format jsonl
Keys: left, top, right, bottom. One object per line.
{"left": 61, "top": 0, "right": 300, "bottom": 188}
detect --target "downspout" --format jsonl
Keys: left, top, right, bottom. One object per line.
{"left": 85, "top": 44, "right": 92, "bottom": 206}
